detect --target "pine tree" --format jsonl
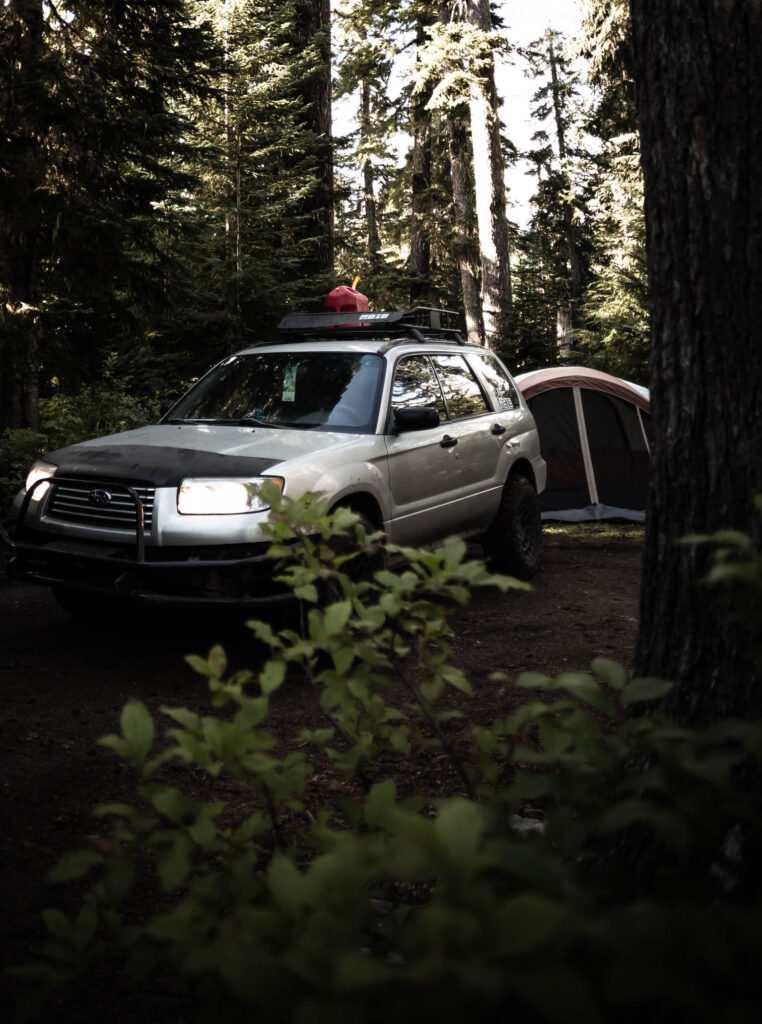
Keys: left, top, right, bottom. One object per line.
{"left": 333, "top": 0, "right": 397, "bottom": 293}
{"left": 572, "top": 0, "right": 649, "bottom": 382}
{"left": 0, "top": 1, "right": 220, "bottom": 426}
{"left": 521, "top": 28, "right": 588, "bottom": 357}
{"left": 179, "top": 0, "right": 340, "bottom": 357}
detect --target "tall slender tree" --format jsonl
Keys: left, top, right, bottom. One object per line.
{"left": 408, "top": 20, "right": 433, "bottom": 303}
{"left": 460, "top": 0, "right": 512, "bottom": 349}
{"left": 447, "top": 113, "right": 483, "bottom": 344}
{"left": 293, "top": 0, "right": 334, "bottom": 275}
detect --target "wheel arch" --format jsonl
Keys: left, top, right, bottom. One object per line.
{"left": 329, "top": 491, "right": 384, "bottom": 528}
{"left": 508, "top": 458, "right": 537, "bottom": 490}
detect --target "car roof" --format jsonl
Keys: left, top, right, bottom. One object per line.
{"left": 233, "top": 337, "right": 490, "bottom": 358}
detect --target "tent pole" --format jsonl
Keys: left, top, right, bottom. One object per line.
{"left": 573, "top": 387, "right": 599, "bottom": 506}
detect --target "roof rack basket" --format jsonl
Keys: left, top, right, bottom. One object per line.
{"left": 276, "top": 306, "right": 465, "bottom": 344}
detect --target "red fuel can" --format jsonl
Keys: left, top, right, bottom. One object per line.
{"left": 325, "top": 285, "right": 369, "bottom": 313}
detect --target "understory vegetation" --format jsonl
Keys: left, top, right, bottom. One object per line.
{"left": 0, "top": 354, "right": 179, "bottom": 509}
{"left": 12, "top": 489, "right": 762, "bottom": 1023}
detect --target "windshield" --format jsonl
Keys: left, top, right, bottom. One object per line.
{"left": 167, "top": 351, "right": 385, "bottom": 433}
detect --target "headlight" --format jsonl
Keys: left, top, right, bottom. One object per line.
{"left": 177, "top": 476, "right": 284, "bottom": 515}
{"left": 25, "top": 460, "right": 57, "bottom": 502}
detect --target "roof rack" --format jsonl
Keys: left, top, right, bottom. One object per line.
{"left": 276, "top": 306, "right": 466, "bottom": 346}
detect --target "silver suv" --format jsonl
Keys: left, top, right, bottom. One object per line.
{"left": 3, "top": 308, "right": 546, "bottom": 612}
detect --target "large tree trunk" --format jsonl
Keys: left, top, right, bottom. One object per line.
{"left": 448, "top": 115, "right": 483, "bottom": 345}
{"left": 294, "top": 0, "right": 334, "bottom": 274}
{"left": 0, "top": 0, "right": 44, "bottom": 430}
{"left": 464, "top": 0, "right": 512, "bottom": 350}
{"left": 630, "top": 0, "right": 762, "bottom": 723}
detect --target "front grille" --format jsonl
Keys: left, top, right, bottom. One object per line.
{"left": 47, "top": 480, "right": 155, "bottom": 531}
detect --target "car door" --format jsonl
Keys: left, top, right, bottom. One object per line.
{"left": 384, "top": 351, "right": 501, "bottom": 545}
{"left": 466, "top": 349, "right": 536, "bottom": 488}
{"left": 428, "top": 353, "right": 505, "bottom": 530}
{"left": 384, "top": 354, "right": 467, "bottom": 545}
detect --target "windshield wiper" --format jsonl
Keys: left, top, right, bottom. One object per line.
{"left": 236, "top": 416, "right": 276, "bottom": 427}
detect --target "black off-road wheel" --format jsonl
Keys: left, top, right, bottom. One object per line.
{"left": 483, "top": 475, "right": 542, "bottom": 580}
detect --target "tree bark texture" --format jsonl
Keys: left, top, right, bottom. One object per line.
{"left": 630, "top": 0, "right": 762, "bottom": 723}
{"left": 0, "top": 0, "right": 44, "bottom": 430}
{"left": 448, "top": 115, "right": 483, "bottom": 345}
{"left": 294, "top": 0, "right": 334, "bottom": 274}
{"left": 464, "top": 0, "right": 512, "bottom": 349}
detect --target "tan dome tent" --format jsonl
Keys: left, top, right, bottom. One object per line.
{"left": 515, "top": 366, "right": 650, "bottom": 522}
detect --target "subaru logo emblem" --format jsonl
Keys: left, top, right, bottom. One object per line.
{"left": 88, "top": 488, "right": 112, "bottom": 507}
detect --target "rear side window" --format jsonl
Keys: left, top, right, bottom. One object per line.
{"left": 468, "top": 352, "right": 521, "bottom": 411}
{"left": 391, "top": 355, "right": 447, "bottom": 419}
{"left": 431, "top": 354, "right": 490, "bottom": 419}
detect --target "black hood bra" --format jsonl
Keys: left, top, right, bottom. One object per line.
{"left": 44, "top": 444, "right": 280, "bottom": 488}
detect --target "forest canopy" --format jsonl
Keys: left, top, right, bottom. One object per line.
{"left": 0, "top": 0, "right": 645, "bottom": 443}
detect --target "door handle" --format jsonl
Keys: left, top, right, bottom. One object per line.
{"left": 491, "top": 422, "right": 506, "bottom": 435}
{"left": 440, "top": 434, "right": 458, "bottom": 448}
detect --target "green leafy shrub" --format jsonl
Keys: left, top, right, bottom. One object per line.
{"left": 0, "top": 353, "right": 163, "bottom": 511}
{"left": 11, "top": 490, "right": 762, "bottom": 1023}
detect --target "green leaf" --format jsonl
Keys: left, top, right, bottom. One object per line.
{"left": 233, "top": 811, "right": 268, "bottom": 842}
{"left": 300, "top": 727, "right": 335, "bottom": 745}
{"left": 207, "top": 645, "right": 227, "bottom": 678}
{"left": 246, "top": 618, "right": 280, "bottom": 647}
{"left": 260, "top": 660, "right": 286, "bottom": 695}
{"left": 323, "top": 600, "right": 352, "bottom": 636}
{"left": 440, "top": 535, "right": 467, "bottom": 566}
{"left": 365, "top": 779, "right": 397, "bottom": 827}
{"left": 333, "top": 646, "right": 355, "bottom": 675}
{"left": 622, "top": 677, "right": 673, "bottom": 705}
{"left": 234, "top": 696, "right": 269, "bottom": 731}
{"left": 434, "top": 799, "right": 483, "bottom": 861}
{"left": 556, "top": 672, "right": 615, "bottom": 715}
{"left": 161, "top": 706, "right": 201, "bottom": 732}
{"left": 157, "top": 835, "right": 193, "bottom": 892}
{"left": 268, "top": 855, "right": 305, "bottom": 914}
{"left": 420, "top": 677, "right": 444, "bottom": 701}
{"left": 295, "top": 583, "right": 319, "bottom": 603}
{"left": 514, "top": 671, "right": 552, "bottom": 690}
{"left": 120, "top": 701, "right": 154, "bottom": 763}
{"left": 590, "top": 657, "right": 628, "bottom": 691}
{"left": 185, "top": 653, "right": 212, "bottom": 677}
{"left": 537, "top": 718, "right": 572, "bottom": 758}
{"left": 441, "top": 665, "right": 472, "bottom": 695}
{"left": 47, "top": 849, "right": 103, "bottom": 884}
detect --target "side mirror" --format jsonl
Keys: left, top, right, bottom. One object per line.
{"left": 394, "top": 406, "right": 440, "bottom": 432}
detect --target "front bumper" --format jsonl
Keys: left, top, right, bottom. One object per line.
{"left": 1, "top": 479, "right": 292, "bottom": 608}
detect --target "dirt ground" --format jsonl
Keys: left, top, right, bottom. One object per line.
{"left": 0, "top": 526, "right": 643, "bottom": 1017}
